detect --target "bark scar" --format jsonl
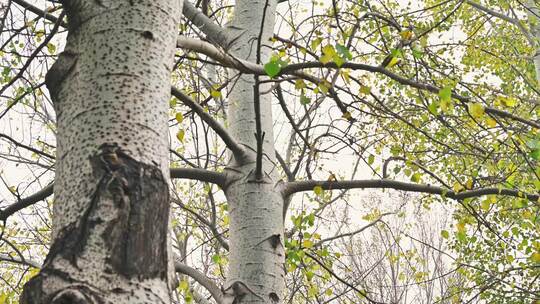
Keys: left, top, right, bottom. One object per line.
{"left": 221, "top": 280, "right": 263, "bottom": 304}
{"left": 45, "top": 50, "right": 78, "bottom": 102}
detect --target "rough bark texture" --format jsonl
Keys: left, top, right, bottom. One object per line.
{"left": 223, "top": 0, "right": 285, "bottom": 303}
{"left": 20, "top": 0, "right": 181, "bottom": 303}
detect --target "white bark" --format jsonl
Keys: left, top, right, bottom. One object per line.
{"left": 526, "top": 0, "right": 540, "bottom": 84}
{"left": 20, "top": 0, "right": 181, "bottom": 303}
{"left": 223, "top": 0, "right": 285, "bottom": 303}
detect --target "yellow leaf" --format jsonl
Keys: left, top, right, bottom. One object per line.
{"left": 498, "top": 96, "right": 517, "bottom": 107}
{"left": 210, "top": 89, "right": 221, "bottom": 98}
{"left": 302, "top": 239, "right": 313, "bottom": 248}
{"left": 468, "top": 103, "right": 485, "bottom": 118}
{"left": 453, "top": 182, "right": 463, "bottom": 193}
{"left": 295, "top": 79, "right": 306, "bottom": 90}
{"left": 485, "top": 117, "right": 497, "bottom": 127}
{"left": 179, "top": 280, "right": 189, "bottom": 291}
{"left": 319, "top": 44, "right": 336, "bottom": 64}
{"left": 465, "top": 178, "right": 473, "bottom": 189}
{"left": 399, "top": 30, "right": 413, "bottom": 40}
{"left": 176, "top": 129, "right": 185, "bottom": 142}
{"left": 341, "top": 70, "right": 350, "bottom": 84}
{"left": 530, "top": 252, "right": 540, "bottom": 263}
{"left": 313, "top": 185, "right": 323, "bottom": 196}
{"left": 175, "top": 112, "right": 183, "bottom": 123}
{"left": 387, "top": 56, "right": 401, "bottom": 67}
{"left": 456, "top": 222, "right": 466, "bottom": 233}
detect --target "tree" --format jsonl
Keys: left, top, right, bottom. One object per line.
{"left": 1, "top": 0, "right": 540, "bottom": 303}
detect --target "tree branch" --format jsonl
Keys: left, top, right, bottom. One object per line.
{"left": 282, "top": 179, "right": 539, "bottom": 202}
{"left": 182, "top": 0, "right": 230, "bottom": 49}
{"left": 177, "top": 36, "right": 262, "bottom": 73}
{"left": 11, "top": 0, "right": 67, "bottom": 27}
{"left": 0, "top": 183, "right": 53, "bottom": 221}
{"left": 0, "top": 167, "right": 226, "bottom": 221}
{"left": 170, "top": 167, "right": 227, "bottom": 188}
{"left": 312, "top": 213, "right": 392, "bottom": 248}
{"left": 171, "top": 86, "right": 246, "bottom": 160}
{"left": 174, "top": 261, "right": 223, "bottom": 304}
{"left": 172, "top": 198, "right": 230, "bottom": 251}
{"left": 0, "top": 253, "right": 41, "bottom": 269}
{"left": 465, "top": 0, "right": 534, "bottom": 45}
{"left": 177, "top": 38, "right": 540, "bottom": 130}
{"left": 0, "top": 133, "right": 55, "bottom": 160}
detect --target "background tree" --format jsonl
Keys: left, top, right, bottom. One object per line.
{"left": 1, "top": 0, "right": 540, "bottom": 303}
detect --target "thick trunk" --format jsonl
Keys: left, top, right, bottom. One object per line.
{"left": 20, "top": 0, "right": 181, "bottom": 303}
{"left": 224, "top": 0, "right": 285, "bottom": 303}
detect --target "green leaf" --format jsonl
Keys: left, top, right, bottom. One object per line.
{"left": 336, "top": 43, "right": 352, "bottom": 60}
{"left": 438, "top": 86, "right": 452, "bottom": 102}
{"left": 47, "top": 43, "right": 56, "bottom": 54}
{"left": 300, "top": 93, "right": 311, "bottom": 105}
{"left": 313, "top": 185, "right": 323, "bottom": 196}
{"left": 441, "top": 230, "right": 450, "bottom": 239}
{"left": 428, "top": 101, "right": 439, "bottom": 114}
{"left": 264, "top": 61, "right": 281, "bottom": 78}
{"left": 530, "top": 149, "right": 540, "bottom": 160}
{"left": 311, "top": 37, "right": 323, "bottom": 50}
{"left": 359, "top": 85, "right": 371, "bottom": 95}
{"left": 295, "top": 79, "right": 306, "bottom": 90}
{"left": 411, "top": 172, "right": 421, "bottom": 183}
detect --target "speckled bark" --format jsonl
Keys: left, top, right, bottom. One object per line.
{"left": 20, "top": 0, "right": 181, "bottom": 303}
{"left": 224, "top": 0, "right": 285, "bottom": 303}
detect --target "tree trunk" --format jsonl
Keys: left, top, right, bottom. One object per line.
{"left": 527, "top": 0, "right": 540, "bottom": 84}
{"left": 20, "top": 0, "right": 181, "bottom": 303}
{"left": 223, "top": 0, "right": 285, "bottom": 303}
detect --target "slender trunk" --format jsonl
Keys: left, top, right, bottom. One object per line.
{"left": 527, "top": 0, "right": 540, "bottom": 84}
{"left": 224, "top": 0, "right": 285, "bottom": 303}
{"left": 20, "top": 0, "right": 180, "bottom": 303}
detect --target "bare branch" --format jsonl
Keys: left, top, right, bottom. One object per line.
{"left": 182, "top": 0, "right": 230, "bottom": 49}
{"left": 0, "top": 133, "right": 55, "bottom": 160}
{"left": 170, "top": 167, "right": 227, "bottom": 188}
{"left": 171, "top": 86, "right": 246, "bottom": 160}
{"left": 313, "top": 213, "right": 393, "bottom": 248}
{"left": 0, "top": 167, "right": 226, "bottom": 221}
{"left": 282, "top": 179, "right": 539, "bottom": 202}
{"left": 174, "top": 261, "right": 223, "bottom": 304}
{"left": 177, "top": 36, "right": 262, "bottom": 73}
{"left": 0, "top": 183, "right": 53, "bottom": 221}
{"left": 464, "top": 0, "right": 535, "bottom": 45}
{"left": 173, "top": 198, "right": 230, "bottom": 251}
{"left": 11, "top": 0, "right": 67, "bottom": 27}
{"left": 0, "top": 253, "right": 41, "bottom": 269}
